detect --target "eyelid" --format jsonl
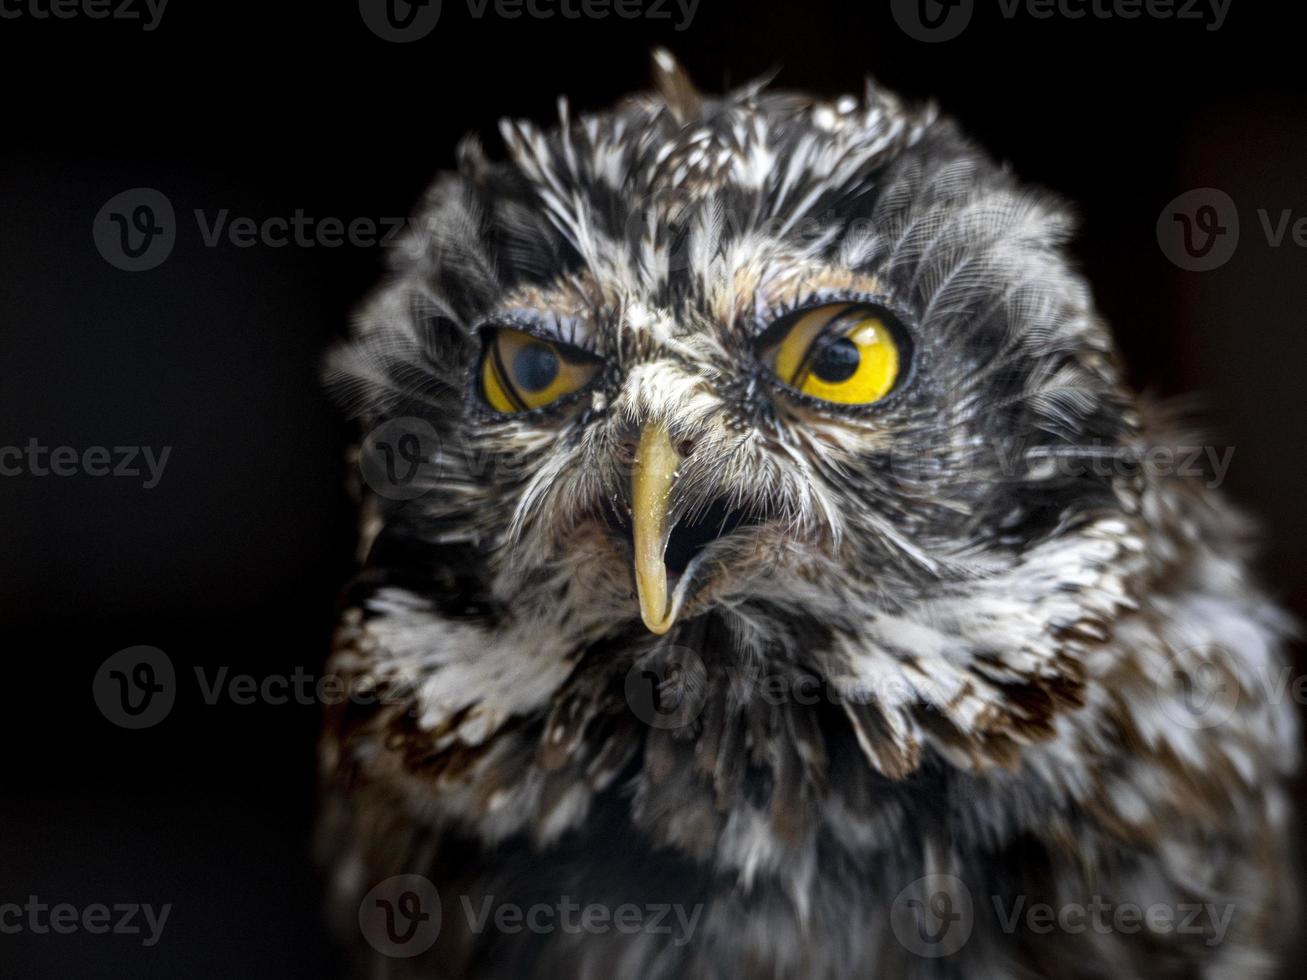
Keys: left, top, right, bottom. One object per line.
{"left": 754, "top": 288, "right": 893, "bottom": 335}
{"left": 475, "top": 315, "right": 598, "bottom": 356}
{"left": 755, "top": 297, "right": 910, "bottom": 352}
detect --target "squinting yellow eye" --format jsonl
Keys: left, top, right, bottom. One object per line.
{"left": 480, "top": 328, "right": 600, "bottom": 413}
{"left": 765, "top": 303, "right": 903, "bottom": 406}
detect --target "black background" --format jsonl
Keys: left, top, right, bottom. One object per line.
{"left": 2, "top": 1, "right": 1305, "bottom": 976}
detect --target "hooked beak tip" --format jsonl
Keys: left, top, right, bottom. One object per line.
{"left": 641, "top": 611, "right": 675, "bottom": 635}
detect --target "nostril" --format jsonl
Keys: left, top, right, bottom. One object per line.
{"left": 616, "top": 429, "right": 695, "bottom": 462}
{"left": 615, "top": 438, "right": 639, "bottom": 463}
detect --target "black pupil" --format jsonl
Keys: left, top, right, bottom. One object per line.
{"left": 811, "top": 338, "right": 860, "bottom": 383}
{"left": 512, "top": 343, "right": 560, "bottom": 392}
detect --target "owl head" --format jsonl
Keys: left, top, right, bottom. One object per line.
{"left": 330, "top": 51, "right": 1146, "bottom": 779}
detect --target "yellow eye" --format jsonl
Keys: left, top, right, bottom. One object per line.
{"left": 480, "top": 328, "right": 600, "bottom": 413}
{"left": 764, "top": 303, "right": 903, "bottom": 406}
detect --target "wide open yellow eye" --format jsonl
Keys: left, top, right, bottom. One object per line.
{"left": 764, "top": 303, "right": 903, "bottom": 406}
{"left": 480, "top": 328, "right": 600, "bottom": 413}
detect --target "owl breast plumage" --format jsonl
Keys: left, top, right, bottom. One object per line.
{"left": 319, "top": 51, "right": 1297, "bottom": 979}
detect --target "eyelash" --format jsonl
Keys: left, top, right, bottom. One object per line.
{"left": 477, "top": 314, "right": 597, "bottom": 354}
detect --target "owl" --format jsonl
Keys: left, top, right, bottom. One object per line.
{"left": 319, "top": 51, "right": 1297, "bottom": 979}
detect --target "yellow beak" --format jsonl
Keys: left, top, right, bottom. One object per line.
{"left": 631, "top": 424, "right": 680, "bottom": 634}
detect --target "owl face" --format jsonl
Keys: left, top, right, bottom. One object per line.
{"left": 333, "top": 52, "right": 1134, "bottom": 716}
{"left": 472, "top": 274, "right": 930, "bottom": 635}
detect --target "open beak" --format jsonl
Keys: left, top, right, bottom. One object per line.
{"left": 631, "top": 424, "right": 680, "bottom": 634}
